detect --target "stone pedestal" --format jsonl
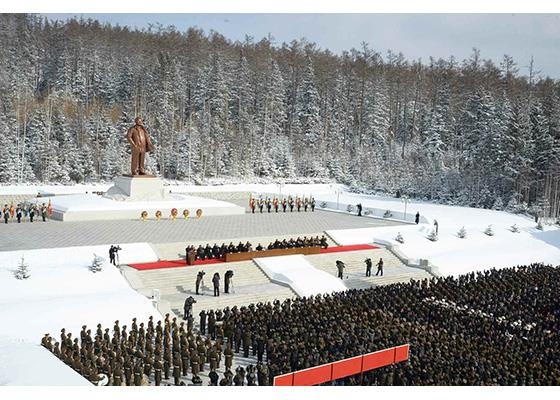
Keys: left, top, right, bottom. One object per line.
{"left": 104, "top": 176, "right": 170, "bottom": 201}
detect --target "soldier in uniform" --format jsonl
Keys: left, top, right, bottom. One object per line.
{"left": 112, "top": 363, "right": 123, "bottom": 386}
{"left": 133, "top": 362, "right": 143, "bottom": 386}
{"left": 282, "top": 198, "right": 287, "bottom": 212}
{"left": 16, "top": 205, "right": 22, "bottom": 223}
{"left": 266, "top": 198, "right": 272, "bottom": 213}
{"left": 153, "top": 358, "right": 163, "bottom": 386}
{"left": 288, "top": 197, "right": 294, "bottom": 212}
{"left": 311, "top": 197, "right": 316, "bottom": 212}
{"left": 242, "top": 329, "right": 252, "bottom": 358}
{"left": 190, "top": 351, "right": 200, "bottom": 376}
{"left": 29, "top": 204, "right": 35, "bottom": 222}
{"left": 123, "top": 358, "right": 133, "bottom": 386}
{"left": 199, "top": 310, "right": 207, "bottom": 335}
{"left": 224, "top": 343, "right": 233, "bottom": 371}
{"left": 208, "top": 346, "right": 218, "bottom": 371}
{"left": 304, "top": 197, "right": 309, "bottom": 212}
{"left": 41, "top": 203, "right": 47, "bottom": 221}
{"left": 296, "top": 196, "right": 301, "bottom": 212}
{"left": 273, "top": 197, "right": 279, "bottom": 212}
{"left": 172, "top": 352, "right": 182, "bottom": 385}
{"left": 180, "top": 346, "right": 190, "bottom": 377}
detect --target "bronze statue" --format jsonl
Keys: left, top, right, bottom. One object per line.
{"left": 126, "top": 117, "right": 154, "bottom": 176}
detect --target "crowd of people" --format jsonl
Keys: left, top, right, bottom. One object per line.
{"left": 2, "top": 202, "right": 51, "bottom": 223}
{"left": 250, "top": 196, "right": 316, "bottom": 213}
{"left": 256, "top": 235, "right": 329, "bottom": 251}
{"left": 44, "top": 263, "right": 559, "bottom": 385}
{"left": 185, "top": 235, "right": 329, "bottom": 264}
{"left": 185, "top": 241, "right": 254, "bottom": 263}
{"left": 42, "top": 313, "right": 270, "bottom": 386}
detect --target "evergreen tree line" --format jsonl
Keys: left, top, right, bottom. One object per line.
{"left": 1, "top": 14, "right": 559, "bottom": 218}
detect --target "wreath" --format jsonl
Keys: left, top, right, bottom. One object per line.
{"left": 141, "top": 210, "right": 148, "bottom": 220}
{"left": 155, "top": 210, "right": 162, "bottom": 221}
{"left": 196, "top": 208, "right": 203, "bottom": 219}
{"left": 183, "top": 209, "right": 190, "bottom": 219}
{"left": 170, "top": 208, "right": 178, "bottom": 220}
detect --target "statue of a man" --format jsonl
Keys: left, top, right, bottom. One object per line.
{"left": 126, "top": 117, "right": 154, "bottom": 176}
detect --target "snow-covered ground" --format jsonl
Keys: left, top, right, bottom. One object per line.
{"left": 0, "top": 182, "right": 559, "bottom": 385}
{"left": 0, "top": 243, "right": 161, "bottom": 385}
{"left": 255, "top": 254, "right": 347, "bottom": 297}
{"left": 320, "top": 191, "right": 560, "bottom": 277}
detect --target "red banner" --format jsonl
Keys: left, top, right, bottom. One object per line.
{"left": 292, "top": 364, "right": 332, "bottom": 386}
{"left": 274, "top": 344, "right": 409, "bottom": 386}
{"left": 331, "top": 355, "right": 363, "bottom": 381}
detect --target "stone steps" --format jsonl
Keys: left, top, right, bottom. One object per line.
{"left": 304, "top": 248, "right": 431, "bottom": 290}
{"left": 133, "top": 259, "right": 297, "bottom": 318}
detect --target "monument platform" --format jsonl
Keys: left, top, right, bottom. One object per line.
{"left": 49, "top": 176, "right": 245, "bottom": 221}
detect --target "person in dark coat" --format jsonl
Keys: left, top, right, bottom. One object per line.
{"left": 212, "top": 272, "right": 220, "bottom": 297}
{"left": 16, "top": 206, "right": 22, "bottom": 223}
{"left": 415, "top": 211, "right": 420, "bottom": 224}
{"left": 311, "top": 197, "right": 316, "bottom": 212}
{"left": 375, "top": 258, "right": 384, "bottom": 276}
{"left": 183, "top": 296, "right": 196, "bottom": 320}
{"left": 365, "top": 258, "right": 372, "bottom": 277}
{"left": 224, "top": 270, "right": 234, "bottom": 294}
{"left": 199, "top": 310, "right": 207, "bottom": 335}
{"left": 109, "top": 246, "right": 116, "bottom": 266}
{"left": 336, "top": 260, "right": 345, "bottom": 279}
{"left": 357, "top": 203, "right": 363, "bottom": 216}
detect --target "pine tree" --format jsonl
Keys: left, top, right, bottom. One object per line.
{"left": 457, "top": 226, "right": 467, "bottom": 238}
{"left": 484, "top": 224, "right": 494, "bottom": 236}
{"left": 14, "top": 256, "right": 30, "bottom": 279}
{"left": 90, "top": 254, "right": 104, "bottom": 273}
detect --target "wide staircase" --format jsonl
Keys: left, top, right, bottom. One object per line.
{"left": 130, "top": 260, "right": 297, "bottom": 319}
{"left": 305, "top": 248, "right": 432, "bottom": 290}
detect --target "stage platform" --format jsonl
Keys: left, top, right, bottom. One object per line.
{"left": 48, "top": 193, "right": 245, "bottom": 221}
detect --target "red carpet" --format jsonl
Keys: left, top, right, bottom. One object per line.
{"left": 129, "top": 244, "right": 377, "bottom": 271}
{"left": 129, "top": 258, "right": 224, "bottom": 271}
{"left": 320, "top": 244, "right": 378, "bottom": 254}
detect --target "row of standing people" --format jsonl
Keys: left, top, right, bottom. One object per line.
{"left": 3, "top": 203, "right": 50, "bottom": 223}
{"left": 250, "top": 196, "right": 316, "bottom": 213}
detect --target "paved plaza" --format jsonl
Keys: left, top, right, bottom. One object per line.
{"left": 0, "top": 207, "right": 403, "bottom": 251}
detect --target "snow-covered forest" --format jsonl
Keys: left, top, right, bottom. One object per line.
{"left": 0, "top": 14, "right": 559, "bottom": 218}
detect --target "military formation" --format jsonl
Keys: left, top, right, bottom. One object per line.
{"left": 250, "top": 195, "right": 315, "bottom": 213}
{"left": 42, "top": 313, "right": 271, "bottom": 386}
{"left": 2, "top": 202, "right": 50, "bottom": 223}
{"left": 43, "top": 263, "right": 560, "bottom": 386}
